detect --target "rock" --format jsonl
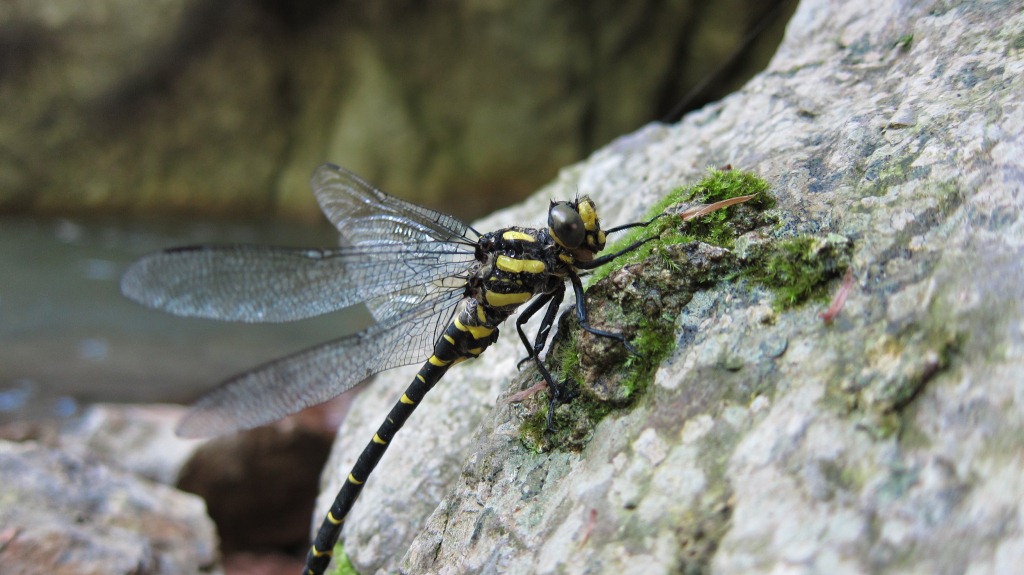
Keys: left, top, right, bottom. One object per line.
{"left": 68, "top": 403, "right": 337, "bottom": 553}
{"left": 0, "top": 0, "right": 791, "bottom": 221}
{"left": 57, "top": 403, "right": 205, "bottom": 485}
{"left": 2, "top": 402, "right": 336, "bottom": 560}
{"left": 314, "top": 0, "right": 1024, "bottom": 574}
{"left": 0, "top": 440, "right": 219, "bottom": 575}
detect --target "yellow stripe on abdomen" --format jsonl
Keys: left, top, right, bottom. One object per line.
{"left": 311, "top": 546, "right": 332, "bottom": 558}
{"left": 454, "top": 317, "right": 495, "bottom": 340}
{"left": 428, "top": 355, "right": 451, "bottom": 367}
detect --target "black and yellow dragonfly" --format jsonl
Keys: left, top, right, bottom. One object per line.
{"left": 121, "top": 163, "right": 663, "bottom": 575}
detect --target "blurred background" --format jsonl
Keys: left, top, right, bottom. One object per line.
{"left": 0, "top": 0, "right": 797, "bottom": 421}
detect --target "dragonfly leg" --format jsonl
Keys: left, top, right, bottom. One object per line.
{"left": 575, "top": 234, "right": 659, "bottom": 270}
{"left": 510, "top": 286, "right": 581, "bottom": 431}
{"left": 515, "top": 286, "right": 565, "bottom": 369}
{"left": 568, "top": 273, "right": 639, "bottom": 355}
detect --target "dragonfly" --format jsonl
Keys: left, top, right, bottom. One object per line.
{"left": 121, "top": 164, "right": 666, "bottom": 574}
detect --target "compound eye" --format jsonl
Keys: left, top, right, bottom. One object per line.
{"left": 549, "top": 202, "right": 585, "bottom": 248}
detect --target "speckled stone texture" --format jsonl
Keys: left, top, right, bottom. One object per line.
{"left": 0, "top": 441, "right": 219, "bottom": 575}
{"left": 317, "top": 0, "right": 1024, "bottom": 573}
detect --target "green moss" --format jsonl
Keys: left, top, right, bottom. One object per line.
{"left": 557, "top": 327, "right": 582, "bottom": 384}
{"left": 518, "top": 311, "right": 683, "bottom": 452}
{"left": 590, "top": 168, "right": 774, "bottom": 284}
{"left": 518, "top": 401, "right": 550, "bottom": 450}
{"left": 894, "top": 33, "right": 914, "bottom": 50}
{"left": 676, "top": 169, "right": 775, "bottom": 246}
{"left": 742, "top": 234, "right": 852, "bottom": 310}
{"left": 620, "top": 315, "right": 676, "bottom": 394}
{"left": 327, "top": 543, "right": 359, "bottom": 575}
{"left": 518, "top": 380, "right": 616, "bottom": 452}
{"left": 520, "top": 169, "right": 777, "bottom": 451}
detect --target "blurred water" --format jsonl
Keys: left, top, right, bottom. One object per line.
{"left": 0, "top": 215, "right": 370, "bottom": 424}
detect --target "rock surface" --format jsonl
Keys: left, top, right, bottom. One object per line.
{"left": 0, "top": 401, "right": 339, "bottom": 573}
{"left": 0, "top": 0, "right": 791, "bottom": 221}
{"left": 54, "top": 403, "right": 206, "bottom": 485}
{"left": 315, "top": 0, "right": 1024, "bottom": 574}
{"left": 0, "top": 440, "right": 219, "bottom": 575}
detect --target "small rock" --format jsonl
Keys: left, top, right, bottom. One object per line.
{"left": 0, "top": 440, "right": 219, "bottom": 575}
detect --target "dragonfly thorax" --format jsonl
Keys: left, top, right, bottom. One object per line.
{"left": 470, "top": 225, "right": 570, "bottom": 321}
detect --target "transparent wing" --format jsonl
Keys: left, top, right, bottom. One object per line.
{"left": 122, "top": 163, "right": 483, "bottom": 437}
{"left": 120, "top": 164, "right": 478, "bottom": 323}
{"left": 177, "top": 285, "right": 464, "bottom": 438}
{"left": 120, "top": 243, "right": 476, "bottom": 323}
{"left": 312, "top": 163, "right": 475, "bottom": 247}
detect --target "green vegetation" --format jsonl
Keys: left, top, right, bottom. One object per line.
{"left": 518, "top": 167, "right": 857, "bottom": 451}
{"left": 741, "top": 234, "right": 853, "bottom": 310}
{"left": 590, "top": 168, "right": 774, "bottom": 284}
{"left": 328, "top": 544, "right": 359, "bottom": 575}
{"left": 520, "top": 168, "right": 776, "bottom": 451}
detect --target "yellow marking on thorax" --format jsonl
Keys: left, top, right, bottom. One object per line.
{"left": 454, "top": 317, "right": 495, "bottom": 340}
{"left": 496, "top": 254, "right": 546, "bottom": 274}
{"left": 485, "top": 290, "right": 533, "bottom": 307}
{"left": 502, "top": 230, "right": 536, "bottom": 242}
{"left": 559, "top": 253, "right": 574, "bottom": 265}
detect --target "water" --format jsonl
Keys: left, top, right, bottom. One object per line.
{"left": 0, "top": 215, "right": 370, "bottom": 424}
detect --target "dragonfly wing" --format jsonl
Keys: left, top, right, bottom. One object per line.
{"left": 176, "top": 286, "right": 465, "bottom": 437}
{"left": 121, "top": 243, "right": 477, "bottom": 322}
{"left": 122, "top": 245, "right": 352, "bottom": 322}
{"left": 311, "top": 163, "right": 476, "bottom": 247}
{"left": 121, "top": 165, "right": 478, "bottom": 323}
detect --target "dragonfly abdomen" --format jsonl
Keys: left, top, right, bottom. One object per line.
{"left": 304, "top": 300, "right": 498, "bottom": 574}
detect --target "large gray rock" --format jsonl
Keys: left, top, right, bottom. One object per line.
{"left": 0, "top": 0, "right": 789, "bottom": 221}
{"left": 314, "top": 0, "right": 1024, "bottom": 573}
{"left": 0, "top": 440, "right": 219, "bottom": 575}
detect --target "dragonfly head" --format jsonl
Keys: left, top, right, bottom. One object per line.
{"left": 548, "top": 195, "right": 607, "bottom": 262}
